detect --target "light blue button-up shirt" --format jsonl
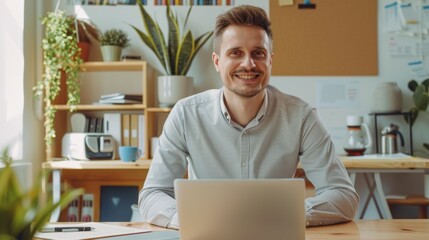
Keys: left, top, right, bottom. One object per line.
{"left": 140, "top": 85, "right": 359, "bottom": 228}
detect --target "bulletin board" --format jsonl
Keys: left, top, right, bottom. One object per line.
{"left": 269, "top": 0, "right": 378, "bottom": 76}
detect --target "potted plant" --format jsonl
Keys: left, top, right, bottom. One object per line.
{"left": 407, "top": 79, "right": 429, "bottom": 155}
{"left": 0, "top": 148, "right": 84, "bottom": 239}
{"left": 130, "top": 1, "right": 213, "bottom": 107}
{"left": 100, "top": 29, "right": 131, "bottom": 62}
{"left": 33, "top": 10, "right": 83, "bottom": 149}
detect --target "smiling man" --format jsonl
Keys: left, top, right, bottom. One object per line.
{"left": 140, "top": 5, "right": 359, "bottom": 229}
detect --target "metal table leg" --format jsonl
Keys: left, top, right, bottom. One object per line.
{"left": 49, "top": 169, "right": 61, "bottom": 222}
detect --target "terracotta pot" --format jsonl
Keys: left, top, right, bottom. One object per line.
{"left": 78, "top": 42, "right": 90, "bottom": 62}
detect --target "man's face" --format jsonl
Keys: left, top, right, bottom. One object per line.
{"left": 212, "top": 24, "right": 272, "bottom": 98}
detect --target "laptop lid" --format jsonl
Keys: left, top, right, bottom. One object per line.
{"left": 174, "top": 179, "right": 305, "bottom": 240}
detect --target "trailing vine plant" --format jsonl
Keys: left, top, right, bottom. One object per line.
{"left": 33, "top": 10, "right": 83, "bottom": 148}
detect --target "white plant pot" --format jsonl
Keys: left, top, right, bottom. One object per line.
{"left": 157, "top": 75, "right": 193, "bottom": 107}
{"left": 100, "top": 45, "right": 122, "bottom": 62}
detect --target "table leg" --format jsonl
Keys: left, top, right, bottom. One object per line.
{"left": 373, "top": 173, "right": 392, "bottom": 219}
{"left": 49, "top": 169, "right": 61, "bottom": 222}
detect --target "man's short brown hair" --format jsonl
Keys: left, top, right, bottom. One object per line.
{"left": 213, "top": 5, "right": 273, "bottom": 53}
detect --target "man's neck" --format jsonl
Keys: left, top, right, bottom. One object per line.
{"left": 223, "top": 89, "right": 265, "bottom": 127}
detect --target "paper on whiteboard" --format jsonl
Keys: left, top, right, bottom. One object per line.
{"left": 388, "top": 35, "right": 418, "bottom": 57}
{"left": 384, "top": 1, "right": 403, "bottom": 32}
{"left": 399, "top": 1, "right": 419, "bottom": 25}
{"left": 316, "top": 80, "right": 359, "bottom": 108}
{"left": 408, "top": 60, "right": 429, "bottom": 81}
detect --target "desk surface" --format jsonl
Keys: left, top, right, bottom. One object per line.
{"left": 42, "top": 156, "right": 429, "bottom": 170}
{"left": 114, "top": 219, "right": 429, "bottom": 240}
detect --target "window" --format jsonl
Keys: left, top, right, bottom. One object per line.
{"left": 0, "top": 1, "right": 24, "bottom": 160}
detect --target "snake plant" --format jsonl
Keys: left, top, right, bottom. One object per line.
{"left": 0, "top": 148, "right": 84, "bottom": 240}
{"left": 130, "top": 0, "right": 213, "bottom": 76}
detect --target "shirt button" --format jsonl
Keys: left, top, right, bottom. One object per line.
{"left": 242, "top": 163, "right": 246, "bottom": 167}
{"left": 243, "top": 131, "right": 247, "bottom": 134}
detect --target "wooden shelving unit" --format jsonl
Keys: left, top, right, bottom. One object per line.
{"left": 44, "top": 61, "right": 174, "bottom": 222}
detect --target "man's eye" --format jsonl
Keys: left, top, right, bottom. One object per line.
{"left": 253, "top": 51, "right": 266, "bottom": 58}
{"left": 230, "top": 50, "right": 242, "bottom": 56}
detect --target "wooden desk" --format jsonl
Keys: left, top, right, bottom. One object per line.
{"left": 43, "top": 156, "right": 429, "bottom": 222}
{"left": 113, "top": 219, "right": 429, "bottom": 240}
{"left": 339, "top": 155, "right": 429, "bottom": 219}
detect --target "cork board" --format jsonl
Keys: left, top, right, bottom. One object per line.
{"left": 269, "top": 0, "right": 378, "bottom": 76}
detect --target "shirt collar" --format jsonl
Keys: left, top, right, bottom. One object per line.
{"left": 220, "top": 87, "right": 268, "bottom": 126}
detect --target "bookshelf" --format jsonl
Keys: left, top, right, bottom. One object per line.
{"left": 48, "top": 61, "right": 172, "bottom": 161}
{"left": 45, "top": 61, "right": 174, "bottom": 221}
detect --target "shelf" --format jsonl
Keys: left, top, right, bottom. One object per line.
{"left": 146, "top": 107, "right": 172, "bottom": 113}
{"left": 53, "top": 104, "right": 145, "bottom": 111}
{"left": 80, "top": 61, "right": 147, "bottom": 72}
{"left": 43, "top": 159, "right": 152, "bottom": 170}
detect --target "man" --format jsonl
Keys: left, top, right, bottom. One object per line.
{"left": 140, "top": 5, "right": 359, "bottom": 229}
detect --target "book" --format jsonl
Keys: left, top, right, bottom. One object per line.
{"left": 98, "top": 99, "right": 142, "bottom": 104}
{"left": 100, "top": 93, "right": 142, "bottom": 101}
{"left": 81, "top": 194, "right": 94, "bottom": 222}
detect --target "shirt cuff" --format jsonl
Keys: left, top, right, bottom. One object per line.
{"left": 167, "top": 212, "right": 179, "bottom": 229}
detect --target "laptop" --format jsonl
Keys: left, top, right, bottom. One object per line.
{"left": 174, "top": 179, "right": 306, "bottom": 240}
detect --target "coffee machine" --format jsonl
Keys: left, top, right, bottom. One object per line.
{"left": 380, "top": 123, "right": 404, "bottom": 154}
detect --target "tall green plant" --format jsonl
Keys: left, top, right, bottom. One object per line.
{"left": 130, "top": 1, "right": 213, "bottom": 76}
{"left": 0, "top": 148, "right": 84, "bottom": 240}
{"left": 33, "top": 10, "right": 83, "bottom": 147}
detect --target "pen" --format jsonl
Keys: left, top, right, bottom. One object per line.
{"left": 41, "top": 226, "right": 94, "bottom": 233}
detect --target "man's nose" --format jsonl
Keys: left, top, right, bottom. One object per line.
{"left": 240, "top": 55, "right": 256, "bottom": 69}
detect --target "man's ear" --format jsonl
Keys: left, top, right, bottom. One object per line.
{"left": 212, "top": 52, "right": 220, "bottom": 72}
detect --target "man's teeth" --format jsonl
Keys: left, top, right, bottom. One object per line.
{"left": 236, "top": 74, "right": 257, "bottom": 79}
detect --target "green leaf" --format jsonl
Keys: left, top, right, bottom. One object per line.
{"left": 136, "top": 1, "right": 169, "bottom": 74}
{"left": 176, "top": 31, "right": 194, "bottom": 75}
{"left": 131, "top": 0, "right": 212, "bottom": 76}
{"left": 413, "top": 84, "right": 429, "bottom": 111}
{"left": 408, "top": 80, "right": 418, "bottom": 92}
{"left": 181, "top": 31, "right": 213, "bottom": 75}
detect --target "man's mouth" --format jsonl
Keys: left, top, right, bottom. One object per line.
{"left": 234, "top": 72, "right": 260, "bottom": 80}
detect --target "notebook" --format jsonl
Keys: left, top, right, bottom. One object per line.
{"left": 174, "top": 179, "right": 306, "bottom": 240}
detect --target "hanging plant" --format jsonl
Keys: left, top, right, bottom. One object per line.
{"left": 33, "top": 10, "right": 83, "bottom": 148}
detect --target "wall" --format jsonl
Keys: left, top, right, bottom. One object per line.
{"left": 69, "top": 0, "right": 427, "bottom": 218}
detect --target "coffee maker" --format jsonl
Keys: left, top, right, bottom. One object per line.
{"left": 380, "top": 123, "right": 404, "bottom": 154}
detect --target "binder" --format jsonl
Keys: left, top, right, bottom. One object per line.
{"left": 130, "top": 114, "right": 139, "bottom": 147}
{"left": 121, "top": 114, "right": 131, "bottom": 146}
{"left": 81, "top": 193, "right": 94, "bottom": 222}
{"left": 138, "top": 114, "right": 145, "bottom": 156}
{"left": 104, "top": 113, "right": 122, "bottom": 158}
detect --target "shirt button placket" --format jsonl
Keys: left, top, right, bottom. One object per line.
{"left": 240, "top": 130, "right": 249, "bottom": 178}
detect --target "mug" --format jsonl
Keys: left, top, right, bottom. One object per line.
{"left": 118, "top": 146, "right": 142, "bottom": 162}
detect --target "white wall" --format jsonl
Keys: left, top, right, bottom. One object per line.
{"left": 70, "top": 0, "right": 427, "bottom": 217}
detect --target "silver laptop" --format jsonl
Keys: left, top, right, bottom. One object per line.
{"left": 174, "top": 179, "right": 306, "bottom": 240}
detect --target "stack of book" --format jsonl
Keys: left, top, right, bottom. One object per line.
{"left": 98, "top": 93, "right": 143, "bottom": 104}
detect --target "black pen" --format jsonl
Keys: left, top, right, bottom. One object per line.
{"left": 41, "top": 226, "right": 94, "bottom": 232}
